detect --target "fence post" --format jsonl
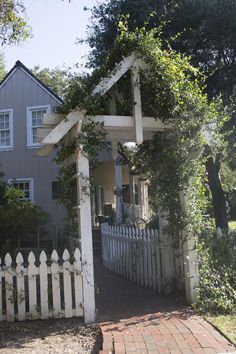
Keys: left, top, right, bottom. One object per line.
{"left": 28, "top": 252, "right": 38, "bottom": 319}
{"left": 5, "top": 253, "right": 14, "bottom": 321}
{"left": 16, "top": 252, "right": 26, "bottom": 321}
{"left": 39, "top": 251, "right": 49, "bottom": 319}
{"left": 51, "top": 250, "right": 61, "bottom": 317}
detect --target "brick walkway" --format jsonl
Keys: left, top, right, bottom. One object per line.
{"left": 94, "top": 261, "right": 236, "bottom": 354}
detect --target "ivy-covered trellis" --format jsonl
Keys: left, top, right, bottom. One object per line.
{"left": 37, "top": 27, "right": 228, "bottom": 321}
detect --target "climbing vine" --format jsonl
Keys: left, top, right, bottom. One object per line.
{"left": 54, "top": 119, "right": 106, "bottom": 239}
{"left": 58, "top": 23, "right": 227, "bottom": 235}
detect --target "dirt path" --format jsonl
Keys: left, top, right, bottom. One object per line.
{"left": 0, "top": 318, "right": 101, "bottom": 353}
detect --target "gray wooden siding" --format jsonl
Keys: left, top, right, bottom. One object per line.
{"left": 0, "top": 67, "right": 65, "bottom": 226}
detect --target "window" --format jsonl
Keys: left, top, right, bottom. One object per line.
{"left": 8, "top": 178, "right": 34, "bottom": 202}
{"left": 27, "top": 106, "right": 50, "bottom": 147}
{"left": 52, "top": 181, "right": 63, "bottom": 200}
{"left": 0, "top": 109, "right": 13, "bottom": 149}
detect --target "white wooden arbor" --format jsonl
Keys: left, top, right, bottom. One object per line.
{"left": 38, "top": 52, "right": 197, "bottom": 323}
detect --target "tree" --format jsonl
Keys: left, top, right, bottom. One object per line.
{"left": 85, "top": 0, "right": 236, "bottom": 229}
{"left": 0, "top": 170, "right": 48, "bottom": 254}
{"left": 32, "top": 66, "right": 69, "bottom": 99}
{"left": 0, "top": 0, "right": 31, "bottom": 46}
{"left": 0, "top": 52, "right": 5, "bottom": 80}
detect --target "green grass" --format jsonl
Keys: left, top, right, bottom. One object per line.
{"left": 229, "top": 220, "right": 236, "bottom": 230}
{"left": 207, "top": 315, "right": 236, "bottom": 345}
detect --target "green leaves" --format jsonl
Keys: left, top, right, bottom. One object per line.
{"left": 0, "top": 185, "right": 48, "bottom": 254}
{"left": 196, "top": 234, "right": 236, "bottom": 314}
{"left": 0, "top": 0, "right": 32, "bottom": 46}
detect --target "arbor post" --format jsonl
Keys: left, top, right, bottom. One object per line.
{"left": 180, "top": 191, "right": 198, "bottom": 304}
{"left": 76, "top": 149, "right": 95, "bottom": 324}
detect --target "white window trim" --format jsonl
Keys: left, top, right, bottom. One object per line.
{"left": 8, "top": 177, "right": 34, "bottom": 202}
{"left": 26, "top": 105, "right": 50, "bottom": 148}
{"left": 0, "top": 109, "right": 14, "bottom": 151}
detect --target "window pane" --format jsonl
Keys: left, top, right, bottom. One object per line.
{"left": 4, "top": 118, "right": 9, "bottom": 129}
{"left": 12, "top": 181, "right": 31, "bottom": 200}
{"left": 30, "top": 108, "right": 46, "bottom": 144}
{"left": 32, "top": 128, "right": 37, "bottom": 144}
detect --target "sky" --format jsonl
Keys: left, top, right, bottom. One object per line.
{"left": 3, "top": 0, "right": 100, "bottom": 72}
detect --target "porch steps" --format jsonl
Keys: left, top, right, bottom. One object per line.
{"left": 92, "top": 227, "right": 102, "bottom": 257}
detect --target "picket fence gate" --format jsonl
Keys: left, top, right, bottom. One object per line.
{"left": 101, "top": 223, "right": 177, "bottom": 294}
{"left": 0, "top": 248, "right": 83, "bottom": 322}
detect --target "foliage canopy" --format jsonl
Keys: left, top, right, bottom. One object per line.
{"left": 59, "top": 25, "right": 228, "bottom": 238}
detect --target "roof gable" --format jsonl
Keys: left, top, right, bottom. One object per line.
{"left": 0, "top": 61, "right": 63, "bottom": 104}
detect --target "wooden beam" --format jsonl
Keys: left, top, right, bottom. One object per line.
{"left": 42, "top": 113, "right": 65, "bottom": 125}
{"left": 42, "top": 109, "right": 86, "bottom": 145}
{"left": 36, "top": 145, "right": 54, "bottom": 157}
{"left": 37, "top": 128, "right": 53, "bottom": 142}
{"left": 105, "top": 130, "right": 156, "bottom": 142}
{"left": 92, "top": 53, "right": 136, "bottom": 96}
{"left": 86, "top": 115, "right": 172, "bottom": 131}
{"left": 131, "top": 60, "right": 143, "bottom": 144}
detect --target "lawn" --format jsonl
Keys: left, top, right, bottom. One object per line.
{"left": 207, "top": 315, "right": 236, "bottom": 346}
{"left": 229, "top": 220, "right": 236, "bottom": 230}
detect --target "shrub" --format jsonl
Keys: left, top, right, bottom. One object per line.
{"left": 196, "top": 231, "right": 236, "bottom": 314}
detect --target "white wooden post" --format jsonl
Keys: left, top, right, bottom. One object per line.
{"left": 74, "top": 248, "right": 83, "bottom": 317}
{"left": 138, "top": 178, "right": 146, "bottom": 219}
{"left": 129, "top": 174, "right": 135, "bottom": 205}
{"left": 39, "top": 251, "right": 49, "bottom": 319}
{"left": 115, "top": 157, "right": 123, "bottom": 224}
{"left": 16, "top": 252, "right": 26, "bottom": 321}
{"left": 90, "top": 187, "right": 96, "bottom": 226}
{"left": 158, "top": 211, "right": 175, "bottom": 294}
{"left": 5, "top": 253, "right": 14, "bottom": 321}
{"left": 131, "top": 60, "right": 143, "bottom": 144}
{"left": 51, "top": 250, "right": 61, "bottom": 317}
{"left": 76, "top": 149, "right": 95, "bottom": 324}
{"left": 180, "top": 192, "right": 198, "bottom": 304}
{"left": 28, "top": 252, "right": 38, "bottom": 319}
{"left": 63, "top": 249, "right": 73, "bottom": 318}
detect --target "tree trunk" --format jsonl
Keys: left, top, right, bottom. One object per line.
{"left": 206, "top": 156, "right": 228, "bottom": 229}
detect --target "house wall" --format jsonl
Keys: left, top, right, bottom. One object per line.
{"left": 0, "top": 67, "right": 65, "bottom": 227}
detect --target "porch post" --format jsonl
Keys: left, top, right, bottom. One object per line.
{"left": 76, "top": 148, "right": 96, "bottom": 323}
{"left": 138, "top": 179, "right": 147, "bottom": 219}
{"left": 115, "top": 157, "right": 123, "bottom": 224}
{"left": 90, "top": 187, "right": 96, "bottom": 226}
{"left": 129, "top": 174, "right": 135, "bottom": 205}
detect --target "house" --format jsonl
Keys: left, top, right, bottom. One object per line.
{"left": 0, "top": 61, "right": 66, "bottom": 250}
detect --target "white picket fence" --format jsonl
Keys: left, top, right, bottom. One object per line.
{"left": 101, "top": 223, "right": 178, "bottom": 294}
{"left": 0, "top": 248, "right": 83, "bottom": 322}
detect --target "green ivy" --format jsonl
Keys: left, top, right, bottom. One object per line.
{"left": 196, "top": 233, "right": 236, "bottom": 314}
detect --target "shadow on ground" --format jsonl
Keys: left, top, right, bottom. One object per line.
{"left": 0, "top": 317, "right": 101, "bottom": 353}
{"left": 94, "top": 260, "right": 191, "bottom": 324}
